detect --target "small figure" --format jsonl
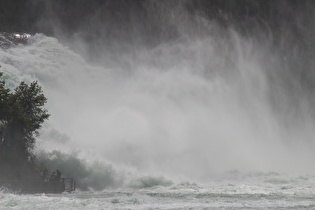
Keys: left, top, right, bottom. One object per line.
{"left": 56, "top": 170, "right": 61, "bottom": 181}
{"left": 50, "top": 172, "right": 56, "bottom": 181}
{"left": 41, "top": 168, "right": 48, "bottom": 180}
{"left": 43, "top": 168, "right": 48, "bottom": 178}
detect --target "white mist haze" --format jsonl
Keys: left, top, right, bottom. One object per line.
{"left": 1, "top": 15, "right": 315, "bottom": 187}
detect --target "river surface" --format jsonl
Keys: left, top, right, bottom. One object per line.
{"left": 1, "top": 173, "right": 315, "bottom": 209}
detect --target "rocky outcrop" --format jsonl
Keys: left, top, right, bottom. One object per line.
{"left": 0, "top": 33, "right": 30, "bottom": 49}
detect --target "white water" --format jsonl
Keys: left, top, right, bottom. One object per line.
{"left": 1, "top": 32, "right": 315, "bottom": 208}
{"left": 1, "top": 173, "right": 315, "bottom": 209}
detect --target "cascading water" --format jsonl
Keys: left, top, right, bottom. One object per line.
{"left": 1, "top": 1, "right": 315, "bottom": 208}
{"left": 1, "top": 30, "right": 315, "bottom": 181}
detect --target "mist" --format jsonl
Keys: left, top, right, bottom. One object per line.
{"left": 2, "top": 1, "right": 315, "bottom": 189}
{"left": 37, "top": 31, "right": 314, "bottom": 179}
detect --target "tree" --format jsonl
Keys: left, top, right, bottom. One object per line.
{"left": 0, "top": 73, "right": 49, "bottom": 180}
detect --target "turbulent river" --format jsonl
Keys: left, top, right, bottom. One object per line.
{"left": 1, "top": 31, "right": 315, "bottom": 209}
{"left": 1, "top": 173, "right": 315, "bottom": 209}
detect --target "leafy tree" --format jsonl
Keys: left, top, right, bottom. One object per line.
{"left": 0, "top": 73, "right": 49, "bottom": 179}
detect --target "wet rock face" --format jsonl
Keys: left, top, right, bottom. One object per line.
{"left": 0, "top": 33, "right": 31, "bottom": 49}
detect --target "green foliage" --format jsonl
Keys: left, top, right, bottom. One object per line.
{"left": 0, "top": 73, "right": 49, "bottom": 174}
{"left": 12, "top": 81, "right": 49, "bottom": 135}
{"left": 0, "top": 73, "right": 10, "bottom": 122}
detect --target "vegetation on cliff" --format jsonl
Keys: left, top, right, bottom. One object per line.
{"left": 0, "top": 72, "right": 49, "bottom": 185}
